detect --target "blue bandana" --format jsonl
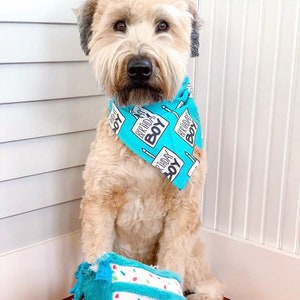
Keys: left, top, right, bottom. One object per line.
{"left": 108, "top": 77, "right": 203, "bottom": 190}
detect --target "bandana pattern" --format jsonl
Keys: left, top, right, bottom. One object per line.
{"left": 108, "top": 77, "right": 203, "bottom": 190}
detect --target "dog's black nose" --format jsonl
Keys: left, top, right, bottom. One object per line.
{"left": 127, "top": 57, "right": 152, "bottom": 81}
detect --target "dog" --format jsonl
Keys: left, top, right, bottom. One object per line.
{"left": 76, "top": 0, "right": 224, "bottom": 299}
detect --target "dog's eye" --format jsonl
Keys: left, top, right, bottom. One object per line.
{"left": 155, "top": 21, "right": 169, "bottom": 33}
{"left": 114, "top": 20, "right": 127, "bottom": 33}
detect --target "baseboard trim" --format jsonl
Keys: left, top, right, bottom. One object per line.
{"left": 201, "top": 228, "right": 300, "bottom": 300}
{"left": 0, "top": 231, "right": 83, "bottom": 299}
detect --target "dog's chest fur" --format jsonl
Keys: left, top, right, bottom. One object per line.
{"left": 113, "top": 191, "right": 167, "bottom": 264}
{"left": 83, "top": 118, "right": 183, "bottom": 263}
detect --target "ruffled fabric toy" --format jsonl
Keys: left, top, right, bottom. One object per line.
{"left": 70, "top": 252, "right": 185, "bottom": 300}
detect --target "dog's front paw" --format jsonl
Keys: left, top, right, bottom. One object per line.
{"left": 187, "top": 279, "right": 224, "bottom": 300}
{"left": 186, "top": 294, "right": 223, "bottom": 300}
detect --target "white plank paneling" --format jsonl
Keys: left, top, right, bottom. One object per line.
{"left": 0, "top": 96, "right": 107, "bottom": 143}
{"left": 210, "top": 0, "right": 231, "bottom": 232}
{"left": 201, "top": 0, "right": 229, "bottom": 230}
{"left": 196, "top": 0, "right": 215, "bottom": 141}
{"left": 198, "top": 0, "right": 300, "bottom": 297}
{"left": 259, "top": 0, "right": 283, "bottom": 248}
{"left": 0, "top": 0, "right": 80, "bottom": 24}
{"left": 0, "top": 231, "right": 83, "bottom": 299}
{"left": 232, "top": 0, "right": 265, "bottom": 240}
{"left": 281, "top": 46, "right": 300, "bottom": 254}
{"left": 226, "top": 0, "right": 248, "bottom": 237}
{"left": 247, "top": 0, "right": 280, "bottom": 245}
{"left": 216, "top": 0, "right": 247, "bottom": 235}
{"left": 1, "top": 200, "right": 81, "bottom": 253}
{"left": 263, "top": 0, "right": 299, "bottom": 250}
{"left": 0, "top": 62, "right": 100, "bottom": 104}
{"left": 0, "top": 167, "right": 84, "bottom": 219}
{"left": 0, "top": 131, "right": 95, "bottom": 182}
{"left": 0, "top": 0, "right": 90, "bottom": 296}
{"left": 0, "top": 23, "right": 85, "bottom": 63}
{"left": 197, "top": 0, "right": 216, "bottom": 224}
{"left": 199, "top": 0, "right": 300, "bottom": 254}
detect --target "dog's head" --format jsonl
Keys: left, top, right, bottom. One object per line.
{"left": 76, "top": 0, "right": 202, "bottom": 106}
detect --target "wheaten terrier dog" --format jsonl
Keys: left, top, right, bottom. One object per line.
{"left": 76, "top": 0, "right": 223, "bottom": 299}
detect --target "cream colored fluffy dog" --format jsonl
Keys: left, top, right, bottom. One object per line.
{"left": 76, "top": 0, "right": 223, "bottom": 299}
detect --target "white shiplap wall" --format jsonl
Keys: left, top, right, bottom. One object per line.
{"left": 0, "top": 1, "right": 106, "bottom": 299}
{"left": 197, "top": 0, "right": 300, "bottom": 298}
{"left": 198, "top": 0, "right": 300, "bottom": 257}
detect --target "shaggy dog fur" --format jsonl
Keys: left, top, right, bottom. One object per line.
{"left": 76, "top": 0, "right": 224, "bottom": 299}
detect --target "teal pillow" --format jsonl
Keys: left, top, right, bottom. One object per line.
{"left": 70, "top": 252, "right": 185, "bottom": 300}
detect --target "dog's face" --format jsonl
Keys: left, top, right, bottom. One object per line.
{"left": 77, "top": 0, "right": 201, "bottom": 106}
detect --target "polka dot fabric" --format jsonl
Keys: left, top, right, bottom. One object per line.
{"left": 111, "top": 265, "right": 183, "bottom": 299}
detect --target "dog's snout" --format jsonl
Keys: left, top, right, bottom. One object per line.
{"left": 127, "top": 57, "right": 152, "bottom": 81}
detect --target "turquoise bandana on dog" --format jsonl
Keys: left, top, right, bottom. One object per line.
{"left": 108, "top": 77, "right": 203, "bottom": 190}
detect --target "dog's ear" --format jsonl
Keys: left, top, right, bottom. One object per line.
{"left": 74, "top": 0, "right": 98, "bottom": 55}
{"left": 187, "top": 1, "right": 203, "bottom": 57}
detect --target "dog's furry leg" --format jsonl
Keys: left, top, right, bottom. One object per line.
{"left": 183, "top": 238, "right": 224, "bottom": 300}
{"left": 81, "top": 195, "right": 116, "bottom": 262}
{"left": 156, "top": 197, "right": 201, "bottom": 279}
